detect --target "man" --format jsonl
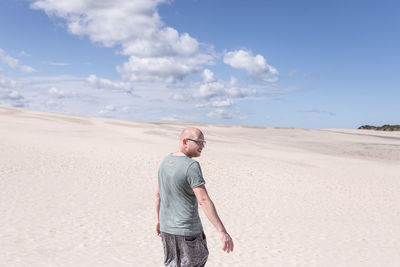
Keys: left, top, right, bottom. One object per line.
{"left": 156, "top": 127, "right": 234, "bottom": 267}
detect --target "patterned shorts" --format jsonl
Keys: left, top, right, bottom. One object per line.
{"left": 161, "top": 231, "right": 209, "bottom": 267}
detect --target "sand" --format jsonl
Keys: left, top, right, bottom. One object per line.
{"left": 1, "top": 106, "right": 399, "bottom": 267}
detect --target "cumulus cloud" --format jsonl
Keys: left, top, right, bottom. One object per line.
{"left": 117, "top": 54, "right": 212, "bottom": 82}
{"left": 31, "top": 0, "right": 165, "bottom": 46}
{"left": 196, "top": 99, "right": 234, "bottom": 108}
{"left": 171, "top": 69, "right": 283, "bottom": 112}
{"left": 48, "top": 87, "right": 65, "bottom": 98}
{"left": 223, "top": 50, "right": 278, "bottom": 82}
{"left": 87, "top": 74, "right": 134, "bottom": 93}
{"left": 2, "top": 74, "right": 141, "bottom": 117}
{"left": 27, "top": 1, "right": 287, "bottom": 121}
{"left": 0, "top": 48, "right": 36, "bottom": 73}
{"left": 98, "top": 104, "right": 116, "bottom": 114}
{"left": 185, "top": 70, "right": 257, "bottom": 103}
{"left": 121, "top": 27, "right": 200, "bottom": 58}
{"left": 98, "top": 104, "right": 131, "bottom": 115}
{"left": 31, "top": 0, "right": 213, "bottom": 82}
{"left": 160, "top": 114, "right": 181, "bottom": 122}
{"left": 0, "top": 76, "right": 25, "bottom": 107}
{"left": 206, "top": 108, "right": 233, "bottom": 119}
{"left": 202, "top": 69, "right": 216, "bottom": 83}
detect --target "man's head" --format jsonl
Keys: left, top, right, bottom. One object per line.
{"left": 179, "top": 127, "right": 206, "bottom": 158}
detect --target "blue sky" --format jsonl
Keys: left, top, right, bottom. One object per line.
{"left": 0, "top": 0, "right": 399, "bottom": 129}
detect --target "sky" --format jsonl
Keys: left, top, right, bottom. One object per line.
{"left": 0, "top": 0, "right": 399, "bottom": 129}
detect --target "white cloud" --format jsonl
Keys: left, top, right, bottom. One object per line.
{"left": 42, "top": 61, "right": 71, "bottom": 66}
{"left": 169, "top": 69, "right": 297, "bottom": 119}
{"left": 31, "top": 0, "right": 166, "bottom": 46}
{"left": 173, "top": 70, "right": 263, "bottom": 109}
{"left": 48, "top": 87, "right": 65, "bottom": 98}
{"left": 0, "top": 76, "right": 25, "bottom": 107}
{"left": 98, "top": 104, "right": 133, "bottom": 115}
{"left": 117, "top": 54, "right": 212, "bottom": 82}
{"left": 19, "top": 65, "right": 37, "bottom": 73}
{"left": 194, "top": 81, "right": 224, "bottom": 99}
{"left": 31, "top": 0, "right": 214, "bottom": 82}
{"left": 207, "top": 108, "right": 233, "bottom": 119}
{"left": 45, "top": 99, "right": 58, "bottom": 107}
{"left": 87, "top": 74, "right": 134, "bottom": 93}
{"left": 202, "top": 69, "right": 216, "bottom": 83}
{"left": 5, "top": 90, "right": 22, "bottom": 100}
{"left": 121, "top": 27, "right": 200, "bottom": 58}
{"left": 1, "top": 69, "right": 296, "bottom": 122}
{"left": 223, "top": 50, "right": 278, "bottom": 82}
{"left": 25, "top": 1, "right": 291, "bottom": 121}
{"left": 105, "top": 104, "right": 115, "bottom": 111}
{"left": 196, "top": 99, "right": 234, "bottom": 108}
{"left": 160, "top": 114, "right": 181, "bottom": 122}
{"left": 4, "top": 74, "right": 141, "bottom": 117}
{"left": 19, "top": 51, "right": 31, "bottom": 57}
{"left": 0, "top": 48, "right": 36, "bottom": 73}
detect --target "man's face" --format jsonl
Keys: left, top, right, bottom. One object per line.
{"left": 186, "top": 134, "right": 205, "bottom": 158}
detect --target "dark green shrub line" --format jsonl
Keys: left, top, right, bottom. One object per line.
{"left": 358, "top": 125, "right": 400, "bottom": 131}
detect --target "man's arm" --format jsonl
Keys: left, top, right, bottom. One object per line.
{"left": 193, "top": 184, "right": 234, "bottom": 253}
{"left": 155, "top": 186, "right": 161, "bottom": 237}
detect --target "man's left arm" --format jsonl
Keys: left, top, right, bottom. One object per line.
{"left": 155, "top": 186, "right": 161, "bottom": 237}
{"left": 193, "top": 184, "right": 234, "bottom": 253}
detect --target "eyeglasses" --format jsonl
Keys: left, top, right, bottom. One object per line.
{"left": 186, "top": 138, "right": 206, "bottom": 146}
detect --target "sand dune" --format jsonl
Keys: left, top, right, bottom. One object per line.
{"left": 1, "top": 106, "right": 400, "bottom": 266}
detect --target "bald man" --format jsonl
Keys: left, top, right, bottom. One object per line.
{"left": 156, "top": 127, "right": 234, "bottom": 267}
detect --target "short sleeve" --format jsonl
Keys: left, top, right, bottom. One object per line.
{"left": 187, "top": 161, "right": 205, "bottom": 188}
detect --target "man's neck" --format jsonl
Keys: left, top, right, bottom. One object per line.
{"left": 172, "top": 150, "right": 191, "bottom": 158}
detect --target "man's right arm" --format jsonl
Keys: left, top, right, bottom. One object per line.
{"left": 193, "top": 184, "right": 234, "bottom": 253}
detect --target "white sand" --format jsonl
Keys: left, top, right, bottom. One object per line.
{"left": 1, "top": 106, "right": 400, "bottom": 267}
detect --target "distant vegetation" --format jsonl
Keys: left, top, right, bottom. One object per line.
{"left": 358, "top": 125, "right": 400, "bottom": 131}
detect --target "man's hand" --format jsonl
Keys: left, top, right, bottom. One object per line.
{"left": 219, "top": 231, "right": 234, "bottom": 253}
{"left": 156, "top": 222, "right": 161, "bottom": 237}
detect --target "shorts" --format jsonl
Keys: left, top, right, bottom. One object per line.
{"left": 161, "top": 231, "right": 209, "bottom": 267}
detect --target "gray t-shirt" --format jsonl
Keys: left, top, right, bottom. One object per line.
{"left": 158, "top": 154, "right": 206, "bottom": 236}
